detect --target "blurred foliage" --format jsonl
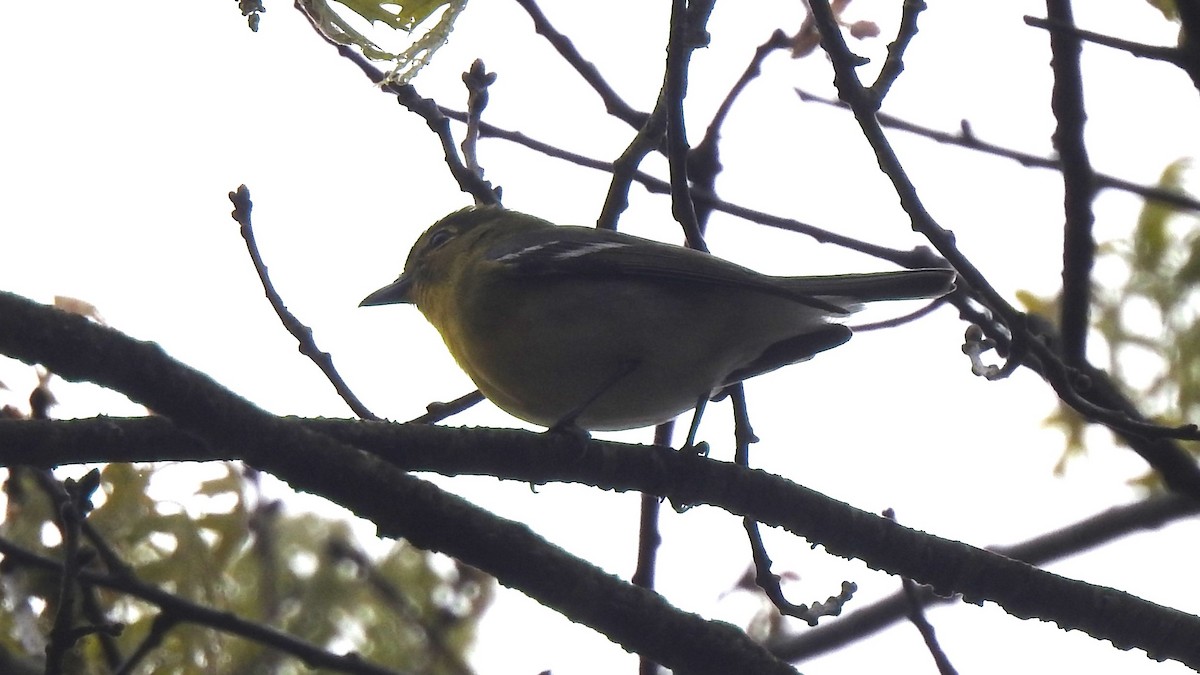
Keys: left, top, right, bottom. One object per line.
{"left": 1144, "top": 0, "right": 1178, "bottom": 22}
{"left": 298, "top": 0, "right": 466, "bottom": 83}
{"left": 1141, "top": 0, "right": 1190, "bottom": 49}
{"left": 1026, "top": 159, "right": 1199, "bottom": 485}
{"left": 789, "top": 0, "right": 880, "bottom": 58}
{"left": 0, "top": 379, "right": 489, "bottom": 674}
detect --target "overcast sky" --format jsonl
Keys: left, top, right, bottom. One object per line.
{"left": 2, "top": 1, "right": 1199, "bottom": 673}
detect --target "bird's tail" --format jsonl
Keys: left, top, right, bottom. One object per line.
{"left": 780, "top": 268, "right": 956, "bottom": 303}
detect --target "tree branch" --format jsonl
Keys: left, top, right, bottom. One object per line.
{"left": 510, "top": 0, "right": 649, "bottom": 128}
{"left": 1024, "top": 15, "right": 1184, "bottom": 64}
{"left": 1044, "top": 0, "right": 1098, "bottom": 368}
{"left": 805, "top": 0, "right": 1200, "bottom": 497}
{"left": 7, "top": 419, "right": 1197, "bottom": 663}
{"left": 3, "top": 406, "right": 1200, "bottom": 668}
{"left": 771, "top": 492, "right": 1200, "bottom": 661}
{"left": 661, "top": 0, "right": 716, "bottom": 250}
{"left": 870, "top": 0, "right": 926, "bottom": 101}
{"left": 0, "top": 537, "right": 408, "bottom": 675}
{"left": 792, "top": 89, "right": 1200, "bottom": 214}
{"left": 0, "top": 290, "right": 796, "bottom": 675}
{"left": 228, "top": 186, "right": 380, "bottom": 420}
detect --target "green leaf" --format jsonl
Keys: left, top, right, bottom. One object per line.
{"left": 1145, "top": 0, "right": 1178, "bottom": 21}
{"left": 334, "top": 0, "right": 447, "bottom": 31}
{"left": 299, "top": 0, "right": 467, "bottom": 82}
{"left": 1132, "top": 158, "right": 1190, "bottom": 272}
{"left": 1179, "top": 236, "right": 1200, "bottom": 284}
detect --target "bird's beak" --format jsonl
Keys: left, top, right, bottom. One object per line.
{"left": 359, "top": 274, "right": 414, "bottom": 307}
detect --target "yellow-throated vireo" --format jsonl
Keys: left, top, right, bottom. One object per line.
{"left": 361, "top": 206, "right": 955, "bottom": 432}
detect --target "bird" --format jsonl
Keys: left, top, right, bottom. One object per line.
{"left": 361, "top": 206, "right": 955, "bottom": 434}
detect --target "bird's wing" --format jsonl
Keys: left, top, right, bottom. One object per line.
{"left": 485, "top": 225, "right": 852, "bottom": 314}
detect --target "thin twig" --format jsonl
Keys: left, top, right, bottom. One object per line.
{"left": 392, "top": 86, "right": 502, "bottom": 205}
{"left": 407, "top": 390, "right": 485, "bottom": 424}
{"left": 900, "top": 574, "right": 957, "bottom": 675}
{"left": 1025, "top": 15, "right": 1182, "bottom": 64}
{"left": 114, "top": 614, "right": 180, "bottom": 675}
{"left": 25, "top": 424, "right": 126, "bottom": 669}
{"left": 806, "top": 0, "right": 1031, "bottom": 341}
{"left": 44, "top": 477, "right": 88, "bottom": 675}
{"left": 850, "top": 296, "right": 947, "bottom": 332}
{"left": 807, "top": 0, "right": 1200, "bottom": 490}
{"left": 461, "top": 59, "right": 498, "bottom": 192}
{"left": 697, "top": 30, "right": 789, "bottom": 158}
{"left": 294, "top": 0, "right": 954, "bottom": 269}
{"left": 870, "top": 0, "right": 926, "bottom": 101}
{"left": 634, "top": 422, "right": 672, "bottom": 675}
{"left": 594, "top": 0, "right": 720, "bottom": 231}
{"left": 329, "top": 540, "right": 475, "bottom": 675}
{"left": 733, "top": 388, "right": 855, "bottom": 625}
{"left": 294, "top": 1, "right": 500, "bottom": 206}
{"left": 691, "top": 30, "right": 790, "bottom": 227}
{"left": 0, "top": 537, "right": 409, "bottom": 675}
{"left": 771, "top": 492, "right": 1200, "bottom": 662}
{"left": 79, "top": 583, "right": 124, "bottom": 670}
{"left": 597, "top": 106, "right": 666, "bottom": 230}
{"left": 956, "top": 300, "right": 1200, "bottom": 474}
{"left": 794, "top": 89, "right": 1200, "bottom": 214}
{"left": 884, "top": 508, "right": 958, "bottom": 675}
{"left": 437, "top": 105, "right": 939, "bottom": 266}
{"left": 227, "top": 186, "right": 381, "bottom": 421}
{"left": 510, "top": 0, "right": 649, "bottom": 128}
{"left": 633, "top": 421, "right": 671, "bottom": 591}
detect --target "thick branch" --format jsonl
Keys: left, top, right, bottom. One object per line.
{"left": 1045, "top": 0, "right": 1098, "bottom": 367}
{"left": 0, "top": 291, "right": 794, "bottom": 675}
{"left": 772, "top": 492, "right": 1200, "bottom": 660}
{"left": 3, "top": 411, "right": 1200, "bottom": 668}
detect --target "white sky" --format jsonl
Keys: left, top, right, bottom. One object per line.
{"left": 2, "top": 1, "right": 1199, "bottom": 674}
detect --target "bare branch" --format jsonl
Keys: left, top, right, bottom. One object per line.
{"left": 794, "top": 90, "right": 1200, "bottom": 214}
{"left": 294, "top": 3, "right": 501, "bottom": 205}
{"left": 885, "top": 509, "right": 959, "bottom": 675}
{"left": 510, "top": 0, "right": 649, "bottom": 128}
{"left": 2, "top": 401, "right": 1200, "bottom": 668}
{"left": 407, "top": 390, "right": 485, "bottom": 424}
{"left": 1044, "top": 0, "right": 1098, "bottom": 367}
{"left": 228, "top": 186, "right": 381, "bottom": 421}
{"left": 772, "top": 493, "right": 1200, "bottom": 661}
{"left": 1025, "top": 15, "right": 1183, "bottom": 64}
{"left": 0, "top": 537, "right": 408, "bottom": 675}
{"left": 0, "top": 290, "right": 798, "bottom": 675}
{"left": 460, "top": 59, "right": 499, "bottom": 192}
{"left": 806, "top": 0, "right": 1200, "bottom": 495}
{"left": 870, "top": 0, "right": 926, "bottom": 101}
{"left": 662, "top": 0, "right": 716, "bottom": 249}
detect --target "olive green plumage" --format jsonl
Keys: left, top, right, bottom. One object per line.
{"left": 362, "top": 206, "right": 954, "bottom": 431}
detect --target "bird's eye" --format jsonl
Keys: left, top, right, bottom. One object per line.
{"left": 426, "top": 228, "right": 455, "bottom": 251}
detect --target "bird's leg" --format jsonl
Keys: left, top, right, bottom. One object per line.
{"left": 681, "top": 395, "right": 710, "bottom": 456}
{"left": 548, "top": 359, "right": 641, "bottom": 437}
